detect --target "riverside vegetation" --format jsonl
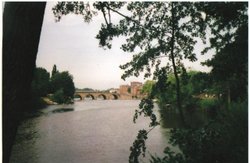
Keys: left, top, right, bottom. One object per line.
{"left": 30, "top": 64, "right": 75, "bottom": 109}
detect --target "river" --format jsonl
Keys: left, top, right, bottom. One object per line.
{"left": 10, "top": 100, "right": 175, "bottom": 163}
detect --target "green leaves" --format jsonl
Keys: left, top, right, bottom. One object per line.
{"left": 131, "top": 98, "right": 160, "bottom": 163}
{"left": 49, "top": 66, "right": 75, "bottom": 104}
{"left": 198, "top": 2, "right": 248, "bottom": 55}
{"left": 31, "top": 67, "right": 50, "bottom": 97}
{"left": 133, "top": 98, "right": 159, "bottom": 127}
{"left": 52, "top": 2, "right": 97, "bottom": 22}
{"left": 129, "top": 129, "right": 148, "bottom": 163}
{"left": 150, "top": 147, "right": 184, "bottom": 163}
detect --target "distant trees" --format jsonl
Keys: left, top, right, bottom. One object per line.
{"left": 141, "top": 80, "right": 155, "bottom": 96}
{"left": 31, "top": 65, "right": 75, "bottom": 104}
{"left": 82, "top": 88, "right": 94, "bottom": 91}
{"left": 51, "top": 64, "right": 59, "bottom": 77}
{"left": 30, "top": 67, "right": 50, "bottom": 110}
{"left": 50, "top": 67, "right": 75, "bottom": 104}
{"left": 31, "top": 67, "right": 50, "bottom": 97}
{"left": 145, "top": 71, "right": 213, "bottom": 109}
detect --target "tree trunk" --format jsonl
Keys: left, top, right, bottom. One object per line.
{"left": 227, "top": 81, "right": 231, "bottom": 108}
{"left": 3, "top": 2, "right": 46, "bottom": 162}
{"left": 170, "top": 3, "right": 185, "bottom": 127}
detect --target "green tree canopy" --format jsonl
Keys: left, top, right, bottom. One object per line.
{"left": 141, "top": 80, "right": 155, "bottom": 95}
{"left": 51, "top": 64, "right": 59, "bottom": 77}
{"left": 50, "top": 71, "right": 75, "bottom": 98}
{"left": 31, "top": 67, "right": 50, "bottom": 97}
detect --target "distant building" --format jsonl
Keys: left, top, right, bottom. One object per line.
{"left": 119, "top": 85, "right": 130, "bottom": 95}
{"left": 119, "top": 81, "right": 144, "bottom": 99}
{"left": 130, "top": 82, "right": 143, "bottom": 98}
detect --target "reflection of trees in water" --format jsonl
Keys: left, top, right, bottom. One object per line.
{"left": 160, "top": 106, "right": 209, "bottom": 128}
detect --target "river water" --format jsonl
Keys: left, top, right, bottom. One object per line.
{"left": 10, "top": 100, "right": 175, "bottom": 163}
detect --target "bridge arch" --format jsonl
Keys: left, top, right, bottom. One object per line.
{"left": 97, "top": 94, "right": 107, "bottom": 100}
{"left": 85, "top": 94, "right": 95, "bottom": 100}
{"left": 74, "top": 94, "right": 83, "bottom": 100}
{"left": 110, "top": 94, "right": 119, "bottom": 100}
{"left": 74, "top": 91, "right": 122, "bottom": 101}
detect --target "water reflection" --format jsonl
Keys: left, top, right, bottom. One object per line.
{"left": 160, "top": 106, "right": 209, "bottom": 128}
{"left": 52, "top": 108, "right": 74, "bottom": 113}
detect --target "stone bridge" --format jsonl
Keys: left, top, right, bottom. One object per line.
{"left": 74, "top": 91, "right": 120, "bottom": 100}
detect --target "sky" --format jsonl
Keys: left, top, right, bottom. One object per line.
{"left": 36, "top": 2, "right": 213, "bottom": 90}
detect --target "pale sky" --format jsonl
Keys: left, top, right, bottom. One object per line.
{"left": 36, "top": 2, "right": 212, "bottom": 90}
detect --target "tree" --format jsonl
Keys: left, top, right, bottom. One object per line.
{"left": 51, "top": 64, "right": 59, "bottom": 77}
{"left": 3, "top": 2, "right": 46, "bottom": 162}
{"left": 141, "top": 80, "right": 155, "bottom": 95}
{"left": 51, "top": 89, "right": 65, "bottom": 104}
{"left": 188, "top": 71, "right": 213, "bottom": 95}
{"left": 31, "top": 67, "right": 50, "bottom": 97}
{"left": 53, "top": 1, "right": 208, "bottom": 126}
{"left": 199, "top": 2, "right": 248, "bottom": 105}
{"left": 204, "top": 25, "right": 248, "bottom": 103}
{"left": 50, "top": 71, "right": 75, "bottom": 103}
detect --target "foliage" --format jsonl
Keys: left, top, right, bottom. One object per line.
{"left": 188, "top": 72, "right": 213, "bottom": 95}
{"left": 50, "top": 70, "right": 75, "bottom": 100}
{"left": 51, "top": 64, "right": 59, "bottom": 78}
{"left": 141, "top": 80, "right": 155, "bottom": 95}
{"left": 131, "top": 98, "right": 160, "bottom": 163}
{"left": 200, "top": 2, "right": 248, "bottom": 103}
{"left": 133, "top": 98, "right": 159, "bottom": 127}
{"left": 31, "top": 65, "right": 75, "bottom": 105}
{"left": 51, "top": 88, "right": 65, "bottom": 104}
{"left": 199, "top": 2, "right": 248, "bottom": 55}
{"left": 150, "top": 101, "right": 248, "bottom": 163}
{"left": 30, "top": 67, "right": 50, "bottom": 110}
{"left": 155, "top": 70, "right": 213, "bottom": 109}
{"left": 129, "top": 129, "right": 148, "bottom": 163}
{"left": 198, "top": 98, "right": 218, "bottom": 110}
{"left": 81, "top": 88, "right": 94, "bottom": 91}
{"left": 31, "top": 67, "right": 50, "bottom": 97}
{"left": 50, "top": 68, "right": 75, "bottom": 103}
{"left": 204, "top": 24, "right": 248, "bottom": 102}
{"left": 150, "top": 147, "right": 184, "bottom": 163}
